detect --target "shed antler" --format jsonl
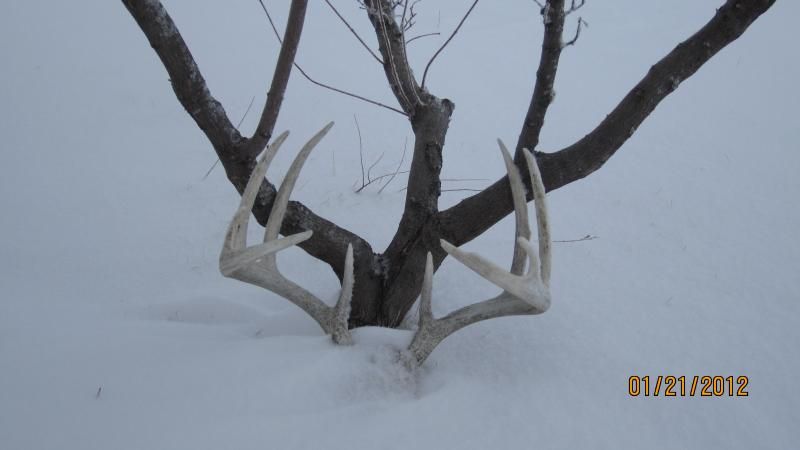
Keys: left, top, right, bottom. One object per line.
{"left": 407, "top": 141, "right": 552, "bottom": 366}
{"left": 220, "top": 123, "right": 355, "bottom": 345}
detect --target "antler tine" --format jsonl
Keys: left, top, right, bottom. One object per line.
{"left": 331, "top": 243, "right": 355, "bottom": 345}
{"left": 498, "top": 139, "right": 531, "bottom": 276}
{"left": 220, "top": 231, "right": 311, "bottom": 277}
{"left": 222, "top": 131, "right": 290, "bottom": 256}
{"left": 264, "top": 122, "right": 335, "bottom": 245}
{"left": 522, "top": 148, "right": 551, "bottom": 285}
{"left": 404, "top": 252, "right": 436, "bottom": 368}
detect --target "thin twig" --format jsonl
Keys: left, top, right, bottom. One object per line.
{"left": 296, "top": 65, "right": 406, "bottom": 114}
{"left": 352, "top": 118, "right": 393, "bottom": 193}
{"left": 354, "top": 115, "right": 366, "bottom": 187}
{"left": 236, "top": 96, "right": 257, "bottom": 129}
{"left": 354, "top": 150, "right": 390, "bottom": 193}
{"left": 562, "top": 17, "right": 587, "bottom": 48}
{"left": 406, "top": 32, "right": 440, "bottom": 44}
{"left": 202, "top": 95, "right": 256, "bottom": 180}
{"left": 395, "top": 176, "right": 491, "bottom": 192}
{"left": 397, "top": 186, "right": 484, "bottom": 193}
{"left": 421, "top": 0, "right": 480, "bottom": 88}
{"left": 323, "top": 0, "right": 384, "bottom": 64}
{"left": 352, "top": 136, "right": 409, "bottom": 194}
{"left": 565, "top": 0, "right": 586, "bottom": 16}
{"left": 379, "top": 138, "right": 408, "bottom": 193}
{"left": 258, "top": 0, "right": 406, "bottom": 115}
{"left": 400, "top": 0, "right": 411, "bottom": 33}
{"left": 396, "top": 173, "right": 490, "bottom": 193}
{"left": 375, "top": 171, "right": 410, "bottom": 183}
{"left": 356, "top": 169, "right": 412, "bottom": 193}
{"left": 355, "top": 170, "right": 411, "bottom": 192}
{"left": 366, "top": 152, "right": 385, "bottom": 182}
{"left": 552, "top": 234, "right": 597, "bottom": 243}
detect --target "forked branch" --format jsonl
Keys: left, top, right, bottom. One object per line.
{"left": 363, "top": 0, "right": 427, "bottom": 115}
{"left": 439, "top": 0, "right": 775, "bottom": 250}
{"left": 123, "top": 0, "right": 381, "bottom": 326}
{"left": 376, "top": 0, "right": 565, "bottom": 327}
{"left": 124, "top": 0, "right": 776, "bottom": 337}
{"left": 257, "top": 0, "right": 405, "bottom": 115}
{"left": 565, "top": 0, "right": 586, "bottom": 16}
{"left": 406, "top": 142, "right": 551, "bottom": 367}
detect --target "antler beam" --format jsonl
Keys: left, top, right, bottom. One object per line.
{"left": 406, "top": 142, "right": 552, "bottom": 367}
{"left": 220, "top": 124, "right": 354, "bottom": 345}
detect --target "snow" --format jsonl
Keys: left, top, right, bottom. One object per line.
{"left": 1, "top": 1, "right": 798, "bottom": 449}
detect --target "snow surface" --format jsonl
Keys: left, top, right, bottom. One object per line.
{"left": 1, "top": 1, "right": 799, "bottom": 449}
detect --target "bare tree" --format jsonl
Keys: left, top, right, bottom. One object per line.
{"left": 121, "top": 0, "right": 776, "bottom": 366}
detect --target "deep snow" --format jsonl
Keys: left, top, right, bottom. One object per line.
{"left": 1, "top": 1, "right": 799, "bottom": 449}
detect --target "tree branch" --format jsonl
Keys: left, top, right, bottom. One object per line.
{"left": 378, "top": 0, "right": 564, "bottom": 326}
{"left": 362, "top": 0, "right": 458, "bottom": 325}
{"left": 517, "top": 0, "right": 566, "bottom": 157}
{"left": 121, "top": 0, "right": 384, "bottom": 326}
{"left": 124, "top": 0, "right": 776, "bottom": 330}
{"left": 440, "top": 0, "right": 776, "bottom": 248}
{"left": 121, "top": 0, "right": 243, "bottom": 153}
{"left": 379, "top": 0, "right": 775, "bottom": 326}
{"left": 363, "top": 0, "right": 427, "bottom": 116}
{"left": 248, "top": 0, "right": 309, "bottom": 156}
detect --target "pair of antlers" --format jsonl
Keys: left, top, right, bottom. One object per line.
{"left": 219, "top": 123, "right": 551, "bottom": 367}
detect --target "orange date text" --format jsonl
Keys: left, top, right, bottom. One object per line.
{"left": 628, "top": 375, "right": 749, "bottom": 397}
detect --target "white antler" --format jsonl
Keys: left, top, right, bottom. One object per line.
{"left": 406, "top": 141, "right": 552, "bottom": 366}
{"left": 220, "top": 123, "right": 354, "bottom": 345}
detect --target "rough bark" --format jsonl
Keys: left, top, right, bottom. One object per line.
{"left": 379, "top": 101, "right": 454, "bottom": 325}
{"left": 121, "top": 0, "right": 384, "bottom": 326}
{"left": 518, "top": 0, "right": 566, "bottom": 155}
{"left": 439, "top": 0, "right": 776, "bottom": 248}
{"left": 361, "top": 0, "right": 455, "bottom": 325}
{"left": 381, "top": 0, "right": 776, "bottom": 326}
{"left": 378, "top": 0, "right": 565, "bottom": 326}
{"left": 123, "top": 0, "right": 775, "bottom": 330}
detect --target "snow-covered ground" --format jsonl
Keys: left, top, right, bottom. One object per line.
{"left": 2, "top": 1, "right": 798, "bottom": 449}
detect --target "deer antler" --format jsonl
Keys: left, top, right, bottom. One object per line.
{"left": 220, "top": 123, "right": 354, "bottom": 345}
{"left": 406, "top": 141, "right": 552, "bottom": 366}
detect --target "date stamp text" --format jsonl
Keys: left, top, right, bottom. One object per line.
{"left": 628, "top": 375, "right": 749, "bottom": 397}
